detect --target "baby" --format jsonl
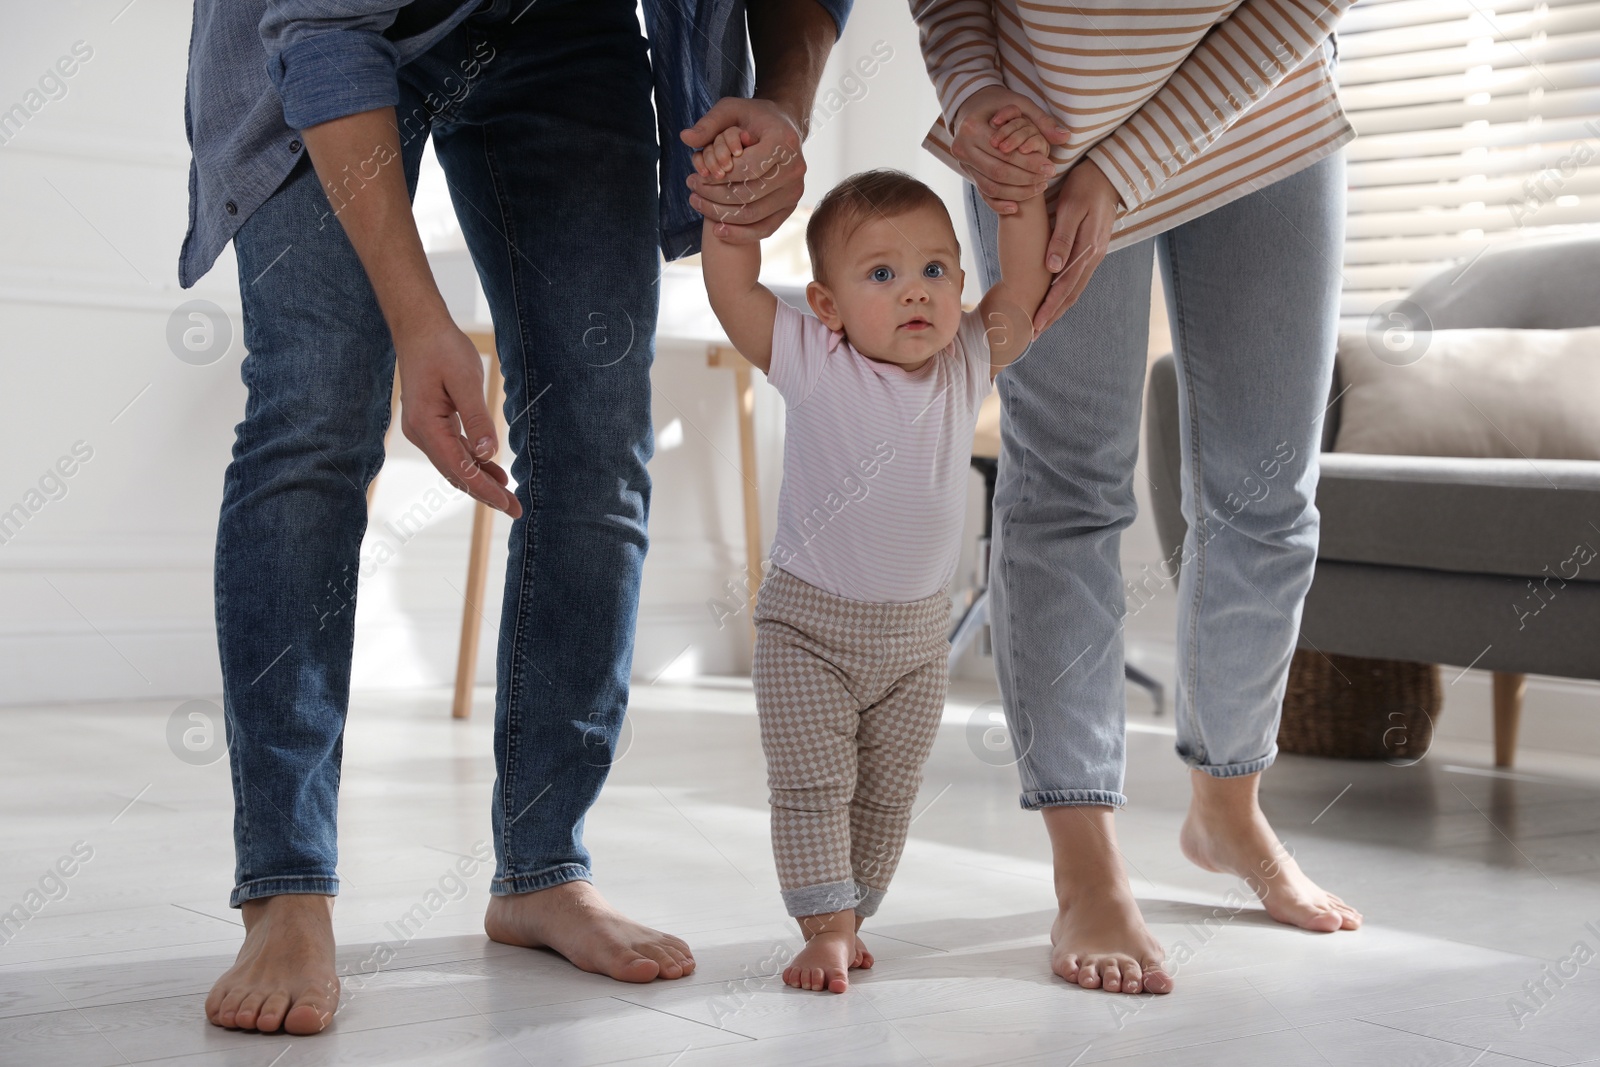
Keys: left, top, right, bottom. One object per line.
{"left": 696, "top": 130, "right": 1052, "bottom": 994}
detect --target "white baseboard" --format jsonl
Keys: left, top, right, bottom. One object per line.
{"left": 0, "top": 528, "right": 754, "bottom": 706}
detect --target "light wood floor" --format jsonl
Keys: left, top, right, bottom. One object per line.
{"left": 2, "top": 680, "right": 1598, "bottom": 1066}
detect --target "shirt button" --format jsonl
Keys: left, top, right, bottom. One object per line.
{"left": 288, "top": 139, "right": 302, "bottom": 153}
{"left": 225, "top": 200, "right": 238, "bottom": 215}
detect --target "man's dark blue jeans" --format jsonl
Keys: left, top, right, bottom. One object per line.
{"left": 217, "top": 0, "right": 658, "bottom": 907}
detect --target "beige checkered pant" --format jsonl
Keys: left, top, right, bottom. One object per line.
{"left": 752, "top": 567, "right": 951, "bottom": 918}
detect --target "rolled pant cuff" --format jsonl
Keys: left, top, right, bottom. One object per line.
{"left": 491, "top": 862, "right": 592, "bottom": 897}
{"left": 853, "top": 883, "right": 886, "bottom": 919}
{"left": 1187, "top": 750, "right": 1276, "bottom": 779}
{"left": 1021, "top": 788, "right": 1127, "bottom": 811}
{"left": 781, "top": 879, "right": 860, "bottom": 918}
{"left": 232, "top": 876, "right": 340, "bottom": 909}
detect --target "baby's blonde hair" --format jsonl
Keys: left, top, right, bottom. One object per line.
{"left": 805, "top": 169, "right": 953, "bottom": 283}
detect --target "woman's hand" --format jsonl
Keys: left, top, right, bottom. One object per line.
{"left": 949, "top": 85, "right": 1070, "bottom": 214}
{"left": 1034, "top": 159, "right": 1121, "bottom": 334}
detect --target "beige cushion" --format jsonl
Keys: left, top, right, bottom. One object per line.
{"left": 1334, "top": 327, "right": 1600, "bottom": 460}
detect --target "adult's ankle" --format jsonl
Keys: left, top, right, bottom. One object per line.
{"left": 1187, "top": 768, "right": 1262, "bottom": 817}
{"left": 241, "top": 894, "right": 334, "bottom": 921}
{"left": 1053, "top": 867, "right": 1138, "bottom": 910}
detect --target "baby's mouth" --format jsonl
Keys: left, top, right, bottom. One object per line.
{"left": 898, "top": 316, "right": 932, "bottom": 331}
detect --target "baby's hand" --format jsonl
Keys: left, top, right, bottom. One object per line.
{"left": 692, "top": 125, "right": 755, "bottom": 181}
{"left": 988, "top": 103, "right": 1054, "bottom": 159}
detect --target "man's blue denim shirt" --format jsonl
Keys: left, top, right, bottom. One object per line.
{"left": 179, "top": 0, "right": 850, "bottom": 288}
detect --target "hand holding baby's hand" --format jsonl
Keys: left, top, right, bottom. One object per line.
{"left": 987, "top": 104, "right": 1055, "bottom": 159}
{"left": 692, "top": 126, "right": 754, "bottom": 182}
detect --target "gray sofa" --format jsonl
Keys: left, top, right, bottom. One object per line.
{"left": 1146, "top": 236, "right": 1600, "bottom": 766}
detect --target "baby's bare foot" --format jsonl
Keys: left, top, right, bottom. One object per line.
{"left": 485, "top": 881, "right": 694, "bottom": 983}
{"left": 854, "top": 935, "right": 875, "bottom": 971}
{"left": 784, "top": 928, "right": 858, "bottom": 993}
{"left": 1181, "top": 770, "right": 1362, "bottom": 933}
{"left": 205, "top": 894, "right": 338, "bottom": 1035}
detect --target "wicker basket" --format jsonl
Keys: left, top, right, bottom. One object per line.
{"left": 1279, "top": 650, "right": 1441, "bottom": 760}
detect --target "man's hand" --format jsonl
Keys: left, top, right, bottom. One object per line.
{"left": 681, "top": 98, "right": 805, "bottom": 243}
{"left": 394, "top": 322, "right": 520, "bottom": 519}
{"left": 680, "top": 0, "right": 836, "bottom": 243}
{"left": 1034, "top": 159, "right": 1121, "bottom": 335}
{"left": 301, "top": 108, "right": 520, "bottom": 519}
{"left": 950, "top": 86, "right": 1070, "bottom": 214}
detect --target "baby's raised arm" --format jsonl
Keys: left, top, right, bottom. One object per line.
{"left": 977, "top": 181, "right": 1053, "bottom": 377}
{"left": 697, "top": 127, "right": 777, "bottom": 373}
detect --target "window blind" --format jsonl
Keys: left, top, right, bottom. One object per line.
{"left": 1335, "top": 0, "right": 1600, "bottom": 320}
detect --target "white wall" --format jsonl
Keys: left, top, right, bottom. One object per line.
{"left": 1, "top": 3, "right": 239, "bottom": 705}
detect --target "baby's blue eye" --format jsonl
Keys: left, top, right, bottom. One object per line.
{"left": 924, "top": 262, "right": 946, "bottom": 279}
{"left": 870, "top": 266, "right": 893, "bottom": 283}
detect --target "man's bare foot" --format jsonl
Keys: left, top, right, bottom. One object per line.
{"left": 783, "top": 909, "right": 865, "bottom": 993}
{"left": 1042, "top": 806, "right": 1172, "bottom": 995}
{"left": 205, "top": 894, "right": 338, "bottom": 1034}
{"left": 1180, "top": 769, "right": 1362, "bottom": 933}
{"left": 484, "top": 880, "right": 694, "bottom": 983}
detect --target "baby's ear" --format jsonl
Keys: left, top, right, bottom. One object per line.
{"left": 806, "top": 280, "right": 843, "bottom": 330}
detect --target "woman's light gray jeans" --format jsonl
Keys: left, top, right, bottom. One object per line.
{"left": 967, "top": 153, "right": 1346, "bottom": 809}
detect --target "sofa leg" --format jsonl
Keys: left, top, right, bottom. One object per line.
{"left": 1492, "top": 671, "right": 1525, "bottom": 768}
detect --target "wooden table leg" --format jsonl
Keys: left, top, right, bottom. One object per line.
{"left": 706, "top": 345, "right": 764, "bottom": 642}
{"left": 453, "top": 343, "right": 504, "bottom": 719}
{"left": 1492, "top": 671, "right": 1525, "bottom": 768}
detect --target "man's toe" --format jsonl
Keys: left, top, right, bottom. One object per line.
{"left": 256, "top": 992, "right": 291, "bottom": 1032}
{"left": 233, "top": 991, "right": 267, "bottom": 1030}
{"left": 659, "top": 941, "right": 694, "bottom": 976}
{"left": 204, "top": 985, "right": 227, "bottom": 1025}
{"left": 215, "top": 986, "right": 248, "bottom": 1028}
{"left": 641, "top": 944, "right": 684, "bottom": 979}
{"left": 615, "top": 955, "right": 661, "bottom": 983}
{"left": 283, "top": 1000, "right": 332, "bottom": 1036}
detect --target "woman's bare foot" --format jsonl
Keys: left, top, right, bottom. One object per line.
{"left": 1042, "top": 806, "right": 1172, "bottom": 995}
{"left": 205, "top": 894, "right": 338, "bottom": 1034}
{"left": 783, "top": 909, "right": 865, "bottom": 994}
{"left": 1180, "top": 769, "right": 1362, "bottom": 933}
{"left": 484, "top": 880, "right": 695, "bottom": 983}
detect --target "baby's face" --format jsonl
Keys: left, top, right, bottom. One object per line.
{"left": 807, "top": 206, "right": 964, "bottom": 370}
